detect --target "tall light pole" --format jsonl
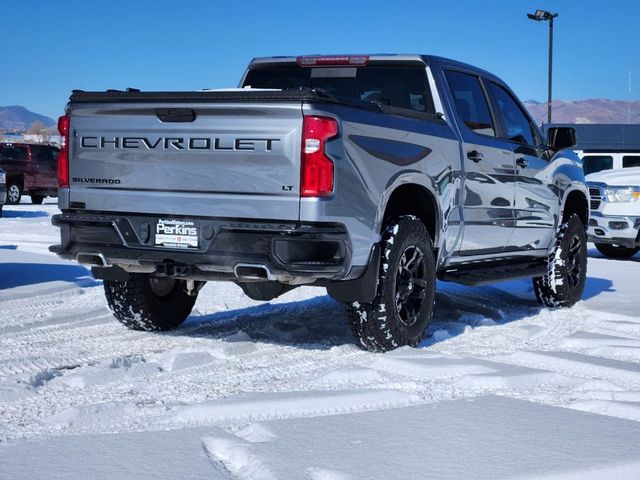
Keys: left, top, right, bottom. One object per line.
{"left": 527, "top": 9, "right": 558, "bottom": 125}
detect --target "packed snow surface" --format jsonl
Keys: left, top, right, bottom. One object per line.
{"left": 1, "top": 202, "right": 640, "bottom": 479}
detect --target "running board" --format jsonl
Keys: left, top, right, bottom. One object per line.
{"left": 438, "top": 257, "right": 547, "bottom": 286}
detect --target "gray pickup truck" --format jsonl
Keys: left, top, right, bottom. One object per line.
{"left": 51, "top": 54, "right": 588, "bottom": 351}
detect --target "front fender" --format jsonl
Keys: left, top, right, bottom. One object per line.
{"left": 550, "top": 148, "right": 589, "bottom": 227}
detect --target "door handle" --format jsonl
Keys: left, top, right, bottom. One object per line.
{"left": 467, "top": 150, "right": 483, "bottom": 162}
{"left": 516, "top": 158, "right": 529, "bottom": 169}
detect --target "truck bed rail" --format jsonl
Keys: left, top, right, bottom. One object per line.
{"left": 70, "top": 89, "right": 357, "bottom": 105}
{"left": 68, "top": 89, "right": 445, "bottom": 124}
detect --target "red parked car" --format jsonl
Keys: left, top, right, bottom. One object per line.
{"left": 0, "top": 142, "right": 59, "bottom": 204}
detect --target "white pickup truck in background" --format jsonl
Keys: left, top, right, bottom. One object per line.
{"left": 587, "top": 166, "right": 640, "bottom": 258}
{"left": 560, "top": 124, "right": 640, "bottom": 258}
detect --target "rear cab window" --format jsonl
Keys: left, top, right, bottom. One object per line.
{"left": 31, "top": 145, "right": 54, "bottom": 164}
{"left": 1, "top": 145, "right": 29, "bottom": 161}
{"left": 243, "top": 65, "right": 435, "bottom": 114}
{"left": 582, "top": 155, "right": 613, "bottom": 175}
{"left": 444, "top": 70, "right": 495, "bottom": 137}
{"left": 623, "top": 155, "right": 640, "bottom": 168}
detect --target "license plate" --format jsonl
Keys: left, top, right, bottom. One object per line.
{"left": 155, "top": 219, "right": 199, "bottom": 249}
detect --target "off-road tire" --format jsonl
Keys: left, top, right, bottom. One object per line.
{"left": 594, "top": 243, "right": 639, "bottom": 259}
{"left": 6, "top": 183, "right": 22, "bottom": 205}
{"left": 533, "top": 214, "right": 587, "bottom": 307}
{"left": 345, "top": 216, "right": 436, "bottom": 352}
{"left": 30, "top": 195, "right": 44, "bottom": 205}
{"left": 104, "top": 274, "right": 197, "bottom": 331}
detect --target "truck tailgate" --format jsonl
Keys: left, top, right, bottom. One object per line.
{"left": 68, "top": 101, "right": 303, "bottom": 220}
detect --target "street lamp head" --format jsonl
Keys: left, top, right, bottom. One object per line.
{"left": 526, "top": 8, "right": 559, "bottom": 124}
{"left": 527, "top": 9, "right": 558, "bottom": 21}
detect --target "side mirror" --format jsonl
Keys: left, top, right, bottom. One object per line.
{"left": 546, "top": 127, "right": 576, "bottom": 151}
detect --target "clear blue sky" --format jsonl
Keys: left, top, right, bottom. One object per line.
{"left": 3, "top": 0, "right": 639, "bottom": 119}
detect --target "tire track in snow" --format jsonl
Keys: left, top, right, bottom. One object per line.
{"left": 492, "top": 350, "right": 640, "bottom": 387}
{"left": 4, "top": 208, "right": 640, "bottom": 443}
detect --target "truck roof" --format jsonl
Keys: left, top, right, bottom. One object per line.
{"left": 543, "top": 123, "right": 640, "bottom": 151}
{"left": 248, "top": 54, "right": 501, "bottom": 82}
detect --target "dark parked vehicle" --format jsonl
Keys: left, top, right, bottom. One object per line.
{"left": 0, "top": 167, "right": 6, "bottom": 216}
{"left": 0, "top": 143, "right": 59, "bottom": 204}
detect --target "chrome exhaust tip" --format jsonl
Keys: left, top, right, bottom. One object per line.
{"left": 234, "top": 263, "right": 276, "bottom": 281}
{"left": 76, "top": 252, "right": 111, "bottom": 267}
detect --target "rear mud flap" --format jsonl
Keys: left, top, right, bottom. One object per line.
{"left": 326, "top": 243, "right": 380, "bottom": 303}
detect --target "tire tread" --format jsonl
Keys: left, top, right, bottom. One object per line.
{"left": 104, "top": 275, "right": 196, "bottom": 331}
{"left": 533, "top": 214, "right": 587, "bottom": 308}
{"left": 345, "top": 216, "right": 435, "bottom": 352}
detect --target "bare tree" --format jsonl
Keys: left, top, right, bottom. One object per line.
{"left": 29, "top": 121, "right": 52, "bottom": 144}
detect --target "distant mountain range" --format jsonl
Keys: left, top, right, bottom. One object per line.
{"left": 0, "top": 106, "right": 55, "bottom": 131}
{"left": 524, "top": 99, "right": 640, "bottom": 125}
{"left": 1, "top": 99, "right": 640, "bottom": 132}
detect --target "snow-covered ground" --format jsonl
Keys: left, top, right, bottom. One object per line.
{"left": 1, "top": 202, "right": 639, "bottom": 479}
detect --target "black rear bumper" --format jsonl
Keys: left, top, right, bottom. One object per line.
{"left": 50, "top": 211, "right": 355, "bottom": 280}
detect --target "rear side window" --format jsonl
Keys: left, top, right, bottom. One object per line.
{"left": 243, "top": 67, "right": 309, "bottom": 90}
{"left": 486, "top": 81, "right": 539, "bottom": 146}
{"left": 583, "top": 155, "right": 613, "bottom": 175}
{"left": 357, "top": 68, "right": 433, "bottom": 113}
{"left": 445, "top": 70, "right": 495, "bottom": 136}
{"left": 31, "top": 146, "right": 54, "bottom": 163}
{"left": 243, "top": 66, "right": 435, "bottom": 114}
{"left": 1, "top": 145, "right": 28, "bottom": 161}
{"left": 623, "top": 156, "right": 640, "bottom": 168}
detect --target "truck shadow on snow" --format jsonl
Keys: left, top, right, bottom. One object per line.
{"left": 178, "top": 289, "right": 535, "bottom": 351}
{"left": 582, "top": 277, "right": 616, "bottom": 299}
{"left": 177, "top": 276, "right": 614, "bottom": 350}
{"left": 180, "top": 295, "right": 354, "bottom": 349}
{"left": 0, "top": 263, "right": 100, "bottom": 290}
{"left": 1, "top": 209, "right": 49, "bottom": 218}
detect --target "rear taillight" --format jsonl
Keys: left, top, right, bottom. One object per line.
{"left": 57, "top": 114, "right": 70, "bottom": 188}
{"left": 301, "top": 116, "right": 338, "bottom": 197}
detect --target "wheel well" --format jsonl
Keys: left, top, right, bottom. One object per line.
{"left": 7, "top": 174, "right": 24, "bottom": 189}
{"left": 562, "top": 190, "right": 588, "bottom": 227}
{"left": 382, "top": 184, "right": 438, "bottom": 243}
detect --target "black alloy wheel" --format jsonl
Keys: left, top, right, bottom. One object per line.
{"left": 565, "top": 233, "right": 584, "bottom": 289}
{"left": 394, "top": 245, "right": 428, "bottom": 328}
